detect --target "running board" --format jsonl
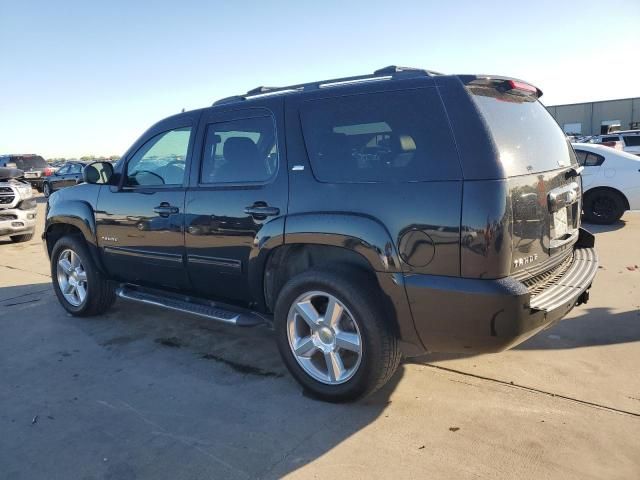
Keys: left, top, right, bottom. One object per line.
{"left": 116, "top": 285, "right": 268, "bottom": 327}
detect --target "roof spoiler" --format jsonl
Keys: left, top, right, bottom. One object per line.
{"left": 460, "top": 75, "right": 543, "bottom": 99}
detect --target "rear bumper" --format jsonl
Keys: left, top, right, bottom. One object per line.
{"left": 0, "top": 208, "right": 37, "bottom": 237}
{"left": 404, "top": 230, "right": 597, "bottom": 354}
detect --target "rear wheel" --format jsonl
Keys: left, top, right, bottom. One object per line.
{"left": 274, "top": 269, "right": 401, "bottom": 402}
{"left": 43, "top": 182, "right": 51, "bottom": 198}
{"left": 51, "top": 235, "right": 116, "bottom": 316}
{"left": 583, "top": 190, "right": 626, "bottom": 224}
{"left": 10, "top": 233, "right": 34, "bottom": 243}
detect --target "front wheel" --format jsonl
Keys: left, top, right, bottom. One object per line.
{"left": 43, "top": 182, "right": 51, "bottom": 198}
{"left": 51, "top": 235, "right": 116, "bottom": 316}
{"left": 274, "top": 269, "right": 401, "bottom": 402}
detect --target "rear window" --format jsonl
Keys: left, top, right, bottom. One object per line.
{"left": 468, "top": 87, "right": 575, "bottom": 176}
{"left": 12, "top": 155, "right": 47, "bottom": 169}
{"left": 299, "top": 88, "right": 461, "bottom": 183}
{"left": 623, "top": 135, "right": 640, "bottom": 147}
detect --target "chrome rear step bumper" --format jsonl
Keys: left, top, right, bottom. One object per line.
{"left": 529, "top": 247, "right": 598, "bottom": 312}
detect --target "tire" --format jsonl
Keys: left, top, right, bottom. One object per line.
{"left": 274, "top": 268, "right": 401, "bottom": 402}
{"left": 583, "top": 190, "right": 626, "bottom": 224}
{"left": 10, "top": 232, "right": 34, "bottom": 243}
{"left": 43, "top": 182, "right": 51, "bottom": 198}
{"left": 50, "top": 235, "right": 116, "bottom": 316}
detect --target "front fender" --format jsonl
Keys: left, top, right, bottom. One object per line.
{"left": 43, "top": 187, "right": 105, "bottom": 273}
{"left": 46, "top": 199, "right": 98, "bottom": 246}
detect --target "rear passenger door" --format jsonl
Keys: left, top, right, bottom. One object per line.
{"left": 185, "top": 102, "right": 287, "bottom": 305}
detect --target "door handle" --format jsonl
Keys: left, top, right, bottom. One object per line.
{"left": 244, "top": 203, "right": 280, "bottom": 220}
{"left": 154, "top": 203, "right": 179, "bottom": 217}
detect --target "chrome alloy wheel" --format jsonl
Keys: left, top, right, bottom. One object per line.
{"left": 286, "top": 291, "right": 362, "bottom": 385}
{"left": 56, "top": 249, "right": 88, "bottom": 307}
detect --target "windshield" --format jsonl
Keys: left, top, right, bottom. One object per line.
{"left": 468, "top": 86, "right": 576, "bottom": 176}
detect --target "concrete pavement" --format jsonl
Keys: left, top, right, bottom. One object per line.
{"left": 1, "top": 199, "right": 638, "bottom": 479}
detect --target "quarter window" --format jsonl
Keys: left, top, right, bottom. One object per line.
{"left": 299, "top": 89, "right": 461, "bottom": 183}
{"left": 574, "top": 150, "right": 605, "bottom": 167}
{"left": 126, "top": 127, "right": 191, "bottom": 186}
{"left": 200, "top": 116, "right": 277, "bottom": 184}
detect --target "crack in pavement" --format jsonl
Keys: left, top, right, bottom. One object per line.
{"left": 0, "top": 264, "right": 51, "bottom": 278}
{"left": 0, "top": 287, "right": 52, "bottom": 303}
{"left": 423, "top": 363, "right": 640, "bottom": 418}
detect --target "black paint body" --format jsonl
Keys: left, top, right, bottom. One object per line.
{"left": 43, "top": 72, "right": 597, "bottom": 356}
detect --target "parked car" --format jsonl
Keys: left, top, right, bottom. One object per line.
{"left": 0, "top": 154, "right": 53, "bottom": 191}
{"left": 589, "top": 131, "right": 640, "bottom": 156}
{"left": 572, "top": 143, "right": 640, "bottom": 224}
{"left": 43, "top": 66, "right": 597, "bottom": 402}
{"left": 0, "top": 167, "right": 38, "bottom": 242}
{"left": 43, "top": 161, "right": 86, "bottom": 197}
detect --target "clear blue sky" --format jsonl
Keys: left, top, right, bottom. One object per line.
{"left": 1, "top": 0, "right": 638, "bottom": 158}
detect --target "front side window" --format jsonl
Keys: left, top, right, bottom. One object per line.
{"left": 200, "top": 116, "right": 277, "bottom": 184}
{"left": 68, "top": 163, "right": 83, "bottom": 174}
{"left": 299, "top": 89, "right": 461, "bottom": 183}
{"left": 56, "top": 165, "right": 70, "bottom": 175}
{"left": 623, "top": 135, "right": 640, "bottom": 147}
{"left": 126, "top": 127, "right": 191, "bottom": 186}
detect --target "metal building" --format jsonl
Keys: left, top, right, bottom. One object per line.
{"left": 546, "top": 97, "right": 640, "bottom": 136}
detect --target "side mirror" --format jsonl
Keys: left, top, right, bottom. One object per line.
{"left": 83, "top": 161, "right": 114, "bottom": 185}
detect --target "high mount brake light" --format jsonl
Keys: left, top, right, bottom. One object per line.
{"left": 506, "top": 80, "right": 539, "bottom": 96}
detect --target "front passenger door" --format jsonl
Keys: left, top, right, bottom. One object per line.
{"left": 96, "top": 117, "right": 197, "bottom": 290}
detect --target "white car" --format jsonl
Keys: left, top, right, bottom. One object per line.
{"left": 572, "top": 143, "right": 640, "bottom": 224}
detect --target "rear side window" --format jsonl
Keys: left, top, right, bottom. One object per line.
{"left": 200, "top": 116, "right": 277, "bottom": 184}
{"left": 299, "top": 88, "right": 461, "bottom": 183}
{"left": 601, "top": 136, "right": 619, "bottom": 143}
{"left": 623, "top": 135, "right": 640, "bottom": 147}
{"left": 468, "top": 87, "right": 575, "bottom": 176}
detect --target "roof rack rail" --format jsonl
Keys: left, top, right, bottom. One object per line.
{"left": 212, "top": 66, "right": 443, "bottom": 106}
{"left": 374, "top": 65, "right": 443, "bottom": 76}
{"left": 245, "top": 86, "right": 279, "bottom": 95}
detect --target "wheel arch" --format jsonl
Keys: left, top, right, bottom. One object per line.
{"left": 252, "top": 213, "right": 425, "bottom": 356}
{"left": 584, "top": 186, "right": 630, "bottom": 211}
{"left": 44, "top": 200, "right": 107, "bottom": 274}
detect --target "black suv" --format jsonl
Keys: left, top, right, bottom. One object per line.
{"left": 43, "top": 67, "right": 598, "bottom": 402}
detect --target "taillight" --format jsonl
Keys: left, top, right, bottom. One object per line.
{"left": 44, "top": 167, "right": 53, "bottom": 176}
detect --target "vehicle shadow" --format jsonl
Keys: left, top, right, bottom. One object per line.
{"left": 407, "top": 305, "right": 640, "bottom": 367}
{"left": 0, "top": 283, "right": 402, "bottom": 480}
{"left": 581, "top": 220, "right": 626, "bottom": 233}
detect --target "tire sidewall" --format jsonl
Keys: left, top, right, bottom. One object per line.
{"left": 51, "top": 236, "right": 94, "bottom": 315}
{"left": 274, "top": 269, "right": 389, "bottom": 401}
{"left": 43, "top": 183, "right": 50, "bottom": 197}
{"left": 584, "top": 191, "right": 624, "bottom": 224}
